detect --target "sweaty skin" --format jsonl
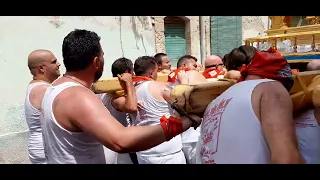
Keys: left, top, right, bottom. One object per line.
{"left": 248, "top": 75, "right": 305, "bottom": 164}
{"left": 177, "top": 70, "right": 207, "bottom": 85}
{"left": 112, "top": 73, "right": 137, "bottom": 113}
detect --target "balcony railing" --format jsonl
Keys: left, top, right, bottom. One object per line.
{"left": 245, "top": 30, "right": 320, "bottom": 58}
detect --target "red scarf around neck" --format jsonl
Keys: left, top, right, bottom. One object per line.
{"left": 167, "top": 67, "right": 189, "bottom": 83}
{"left": 237, "top": 47, "right": 294, "bottom": 91}
{"left": 132, "top": 76, "right": 154, "bottom": 83}
{"left": 202, "top": 67, "right": 225, "bottom": 79}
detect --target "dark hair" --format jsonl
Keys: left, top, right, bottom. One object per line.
{"left": 111, "top": 57, "right": 133, "bottom": 77}
{"left": 177, "top": 55, "right": 198, "bottom": 68}
{"left": 62, "top": 29, "right": 102, "bottom": 72}
{"left": 224, "top": 45, "right": 257, "bottom": 71}
{"left": 154, "top": 53, "right": 167, "bottom": 65}
{"left": 134, "top": 56, "right": 157, "bottom": 76}
{"left": 222, "top": 53, "right": 229, "bottom": 65}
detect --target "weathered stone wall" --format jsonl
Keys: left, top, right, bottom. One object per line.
{"left": 153, "top": 16, "right": 211, "bottom": 64}
{"left": 242, "top": 16, "right": 270, "bottom": 43}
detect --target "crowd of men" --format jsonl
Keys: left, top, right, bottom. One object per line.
{"left": 24, "top": 29, "right": 320, "bottom": 164}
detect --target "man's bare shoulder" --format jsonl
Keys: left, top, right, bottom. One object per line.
{"left": 55, "top": 86, "right": 106, "bottom": 120}
{"left": 28, "top": 84, "right": 50, "bottom": 109}
{"left": 257, "top": 80, "right": 292, "bottom": 112}
{"left": 257, "top": 81, "right": 289, "bottom": 95}
{"left": 59, "top": 86, "right": 99, "bottom": 104}
{"left": 186, "top": 70, "right": 207, "bottom": 84}
{"left": 30, "top": 83, "right": 50, "bottom": 94}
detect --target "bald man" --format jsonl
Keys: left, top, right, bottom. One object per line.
{"left": 204, "top": 55, "right": 224, "bottom": 71}
{"left": 202, "top": 55, "right": 226, "bottom": 79}
{"left": 307, "top": 60, "right": 320, "bottom": 71}
{"left": 24, "top": 49, "right": 61, "bottom": 164}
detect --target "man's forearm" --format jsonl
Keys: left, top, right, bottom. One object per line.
{"left": 116, "top": 117, "right": 192, "bottom": 153}
{"left": 124, "top": 82, "right": 137, "bottom": 112}
{"left": 116, "top": 125, "right": 167, "bottom": 153}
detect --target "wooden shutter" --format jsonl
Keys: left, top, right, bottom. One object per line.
{"left": 164, "top": 23, "right": 186, "bottom": 66}
{"left": 211, "top": 16, "right": 242, "bottom": 57}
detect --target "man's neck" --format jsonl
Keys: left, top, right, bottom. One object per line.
{"left": 245, "top": 75, "right": 262, "bottom": 81}
{"left": 32, "top": 75, "right": 52, "bottom": 83}
{"left": 64, "top": 71, "right": 93, "bottom": 88}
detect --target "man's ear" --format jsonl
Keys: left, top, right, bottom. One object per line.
{"left": 149, "top": 69, "right": 154, "bottom": 77}
{"left": 92, "top": 57, "right": 100, "bottom": 70}
{"left": 38, "top": 64, "right": 45, "bottom": 73}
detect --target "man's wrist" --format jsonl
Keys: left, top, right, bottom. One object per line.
{"left": 181, "top": 117, "right": 193, "bottom": 131}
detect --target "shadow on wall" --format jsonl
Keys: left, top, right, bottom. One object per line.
{"left": 130, "top": 16, "right": 150, "bottom": 55}
{"left": 118, "top": 16, "right": 151, "bottom": 57}
{"left": 119, "top": 17, "right": 125, "bottom": 57}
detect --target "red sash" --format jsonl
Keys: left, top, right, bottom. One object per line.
{"left": 237, "top": 47, "right": 294, "bottom": 90}
{"left": 167, "top": 67, "right": 189, "bottom": 83}
{"left": 202, "top": 67, "right": 225, "bottom": 79}
{"left": 132, "top": 76, "right": 154, "bottom": 87}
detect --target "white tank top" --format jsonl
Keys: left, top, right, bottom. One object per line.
{"left": 134, "top": 81, "right": 182, "bottom": 156}
{"left": 24, "top": 82, "right": 49, "bottom": 164}
{"left": 97, "top": 93, "right": 129, "bottom": 127}
{"left": 196, "top": 79, "right": 274, "bottom": 164}
{"left": 97, "top": 93, "right": 134, "bottom": 164}
{"left": 41, "top": 82, "right": 106, "bottom": 164}
{"left": 295, "top": 109, "right": 320, "bottom": 164}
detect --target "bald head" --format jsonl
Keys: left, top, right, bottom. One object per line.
{"left": 27, "top": 49, "right": 60, "bottom": 80}
{"left": 28, "top": 49, "right": 53, "bottom": 72}
{"left": 307, "top": 60, "right": 320, "bottom": 71}
{"left": 204, "top": 55, "right": 223, "bottom": 70}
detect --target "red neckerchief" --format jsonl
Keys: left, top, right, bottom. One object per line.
{"left": 132, "top": 76, "right": 154, "bottom": 87}
{"left": 157, "top": 69, "right": 161, "bottom": 72}
{"left": 167, "top": 67, "right": 189, "bottom": 83}
{"left": 202, "top": 67, "right": 225, "bottom": 79}
{"left": 237, "top": 47, "right": 294, "bottom": 91}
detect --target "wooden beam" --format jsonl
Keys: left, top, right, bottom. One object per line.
{"left": 92, "top": 72, "right": 170, "bottom": 94}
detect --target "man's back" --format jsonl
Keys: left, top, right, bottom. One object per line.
{"left": 24, "top": 81, "right": 49, "bottom": 164}
{"left": 134, "top": 81, "right": 182, "bottom": 156}
{"left": 42, "top": 82, "right": 105, "bottom": 164}
{"left": 196, "top": 79, "right": 273, "bottom": 164}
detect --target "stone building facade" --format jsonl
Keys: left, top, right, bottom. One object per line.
{"left": 152, "top": 16, "right": 270, "bottom": 66}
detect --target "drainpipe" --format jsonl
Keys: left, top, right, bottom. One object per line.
{"left": 199, "top": 16, "right": 206, "bottom": 64}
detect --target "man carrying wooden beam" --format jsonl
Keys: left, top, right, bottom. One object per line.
{"left": 41, "top": 29, "right": 201, "bottom": 164}
{"left": 202, "top": 55, "right": 226, "bottom": 79}
{"left": 166, "top": 55, "right": 207, "bottom": 164}
{"left": 195, "top": 47, "right": 305, "bottom": 164}
{"left": 154, "top": 53, "right": 172, "bottom": 74}
{"left": 97, "top": 57, "right": 137, "bottom": 164}
{"left": 25, "top": 49, "right": 61, "bottom": 164}
{"left": 167, "top": 55, "right": 201, "bottom": 85}
{"left": 129, "top": 56, "right": 204, "bottom": 164}
{"left": 133, "top": 54, "right": 206, "bottom": 164}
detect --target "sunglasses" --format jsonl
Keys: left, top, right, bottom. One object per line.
{"left": 205, "top": 63, "right": 224, "bottom": 69}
